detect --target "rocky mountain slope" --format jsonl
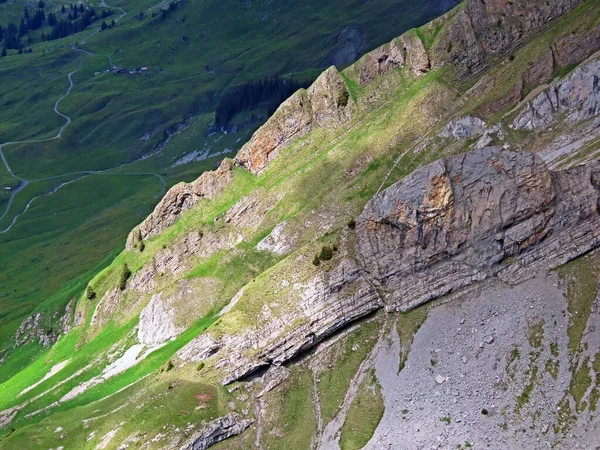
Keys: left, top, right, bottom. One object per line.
{"left": 1, "top": 0, "right": 600, "bottom": 448}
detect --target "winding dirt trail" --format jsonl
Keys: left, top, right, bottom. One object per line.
{"left": 0, "top": 3, "right": 167, "bottom": 233}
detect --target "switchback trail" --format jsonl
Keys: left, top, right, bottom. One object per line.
{"left": 0, "top": 2, "right": 167, "bottom": 234}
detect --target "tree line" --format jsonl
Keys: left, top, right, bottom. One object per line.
{"left": 1, "top": 2, "right": 113, "bottom": 56}
{"left": 214, "top": 76, "right": 311, "bottom": 128}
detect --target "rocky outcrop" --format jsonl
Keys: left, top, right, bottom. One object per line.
{"left": 137, "top": 293, "right": 183, "bottom": 345}
{"left": 512, "top": 59, "right": 600, "bottom": 130}
{"left": 552, "top": 23, "right": 600, "bottom": 68}
{"left": 433, "top": 0, "right": 583, "bottom": 77}
{"left": 439, "top": 115, "right": 486, "bottom": 139}
{"left": 177, "top": 258, "right": 382, "bottom": 384}
{"left": 180, "top": 414, "right": 253, "bottom": 450}
{"left": 127, "top": 159, "right": 235, "bottom": 246}
{"left": 90, "top": 288, "right": 120, "bottom": 328}
{"left": 355, "top": 147, "right": 600, "bottom": 311}
{"left": 128, "top": 228, "right": 243, "bottom": 294}
{"left": 357, "top": 31, "right": 429, "bottom": 85}
{"left": 234, "top": 66, "right": 353, "bottom": 175}
{"left": 14, "top": 313, "right": 57, "bottom": 348}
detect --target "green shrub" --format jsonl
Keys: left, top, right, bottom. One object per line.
{"left": 166, "top": 359, "right": 174, "bottom": 371}
{"left": 118, "top": 263, "right": 131, "bottom": 290}
{"left": 319, "top": 245, "right": 333, "bottom": 261}
{"left": 347, "top": 218, "right": 356, "bottom": 229}
{"left": 196, "top": 362, "right": 205, "bottom": 372}
{"left": 313, "top": 255, "right": 321, "bottom": 266}
{"left": 86, "top": 285, "right": 97, "bottom": 300}
{"left": 139, "top": 240, "right": 145, "bottom": 252}
{"left": 337, "top": 88, "right": 350, "bottom": 107}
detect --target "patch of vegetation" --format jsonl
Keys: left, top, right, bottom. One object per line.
{"left": 85, "top": 285, "right": 96, "bottom": 301}
{"left": 515, "top": 351, "right": 540, "bottom": 414}
{"left": 317, "top": 320, "right": 381, "bottom": 425}
{"left": 571, "top": 356, "right": 592, "bottom": 412}
{"left": 339, "top": 369, "right": 384, "bottom": 450}
{"left": 440, "top": 416, "right": 451, "bottom": 424}
{"left": 117, "top": 263, "right": 131, "bottom": 291}
{"left": 528, "top": 320, "right": 545, "bottom": 349}
{"left": 397, "top": 305, "right": 428, "bottom": 372}
{"left": 556, "top": 253, "right": 600, "bottom": 354}
{"left": 545, "top": 359, "right": 559, "bottom": 380}
{"left": 261, "top": 366, "right": 317, "bottom": 450}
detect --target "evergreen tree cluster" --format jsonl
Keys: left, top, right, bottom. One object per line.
{"left": 214, "top": 76, "right": 310, "bottom": 128}
{"left": 1, "top": 2, "right": 113, "bottom": 56}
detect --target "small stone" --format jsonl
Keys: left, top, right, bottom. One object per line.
{"left": 542, "top": 424, "right": 549, "bottom": 434}
{"left": 485, "top": 336, "right": 494, "bottom": 344}
{"left": 435, "top": 375, "right": 446, "bottom": 384}
{"left": 479, "top": 342, "right": 485, "bottom": 348}
{"left": 462, "top": 356, "right": 467, "bottom": 364}
{"left": 55, "top": 427, "right": 63, "bottom": 433}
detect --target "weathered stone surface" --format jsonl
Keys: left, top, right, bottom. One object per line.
{"left": 525, "top": 48, "right": 554, "bottom": 87}
{"left": 235, "top": 66, "right": 353, "bottom": 175}
{"left": 14, "top": 313, "right": 58, "bottom": 348}
{"left": 433, "top": 0, "right": 583, "bottom": 77}
{"left": 177, "top": 258, "right": 382, "bottom": 384}
{"left": 356, "top": 147, "right": 600, "bottom": 312}
{"left": 357, "top": 38, "right": 405, "bottom": 85}
{"left": 90, "top": 288, "right": 120, "bottom": 328}
{"left": 357, "top": 31, "right": 429, "bottom": 85}
{"left": 129, "top": 228, "right": 243, "bottom": 294}
{"left": 127, "top": 159, "right": 235, "bottom": 246}
{"left": 513, "top": 59, "right": 600, "bottom": 130}
{"left": 552, "top": 23, "right": 600, "bottom": 68}
{"left": 179, "top": 414, "right": 253, "bottom": 450}
{"left": 137, "top": 293, "right": 183, "bottom": 345}
{"left": 439, "top": 115, "right": 487, "bottom": 139}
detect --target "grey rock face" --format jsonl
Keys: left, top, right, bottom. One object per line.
{"left": 513, "top": 59, "right": 600, "bottom": 130}
{"left": 178, "top": 258, "right": 382, "bottom": 384}
{"left": 439, "top": 115, "right": 487, "bottom": 139}
{"left": 127, "top": 159, "right": 235, "bottom": 246}
{"left": 356, "top": 147, "right": 600, "bottom": 311}
{"left": 234, "top": 66, "right": 354, "bottom": 175}
{"left": 137, "top": 293, "right": 183, "bottom": 345}
{"left": 433, "top": 0, "right": 583, "bottom": 77}
{"left": 14, "top": 313, "right": 58, "bottom": 348}
{"left": 179, "top": 414, "right": 253, "bottom": 450}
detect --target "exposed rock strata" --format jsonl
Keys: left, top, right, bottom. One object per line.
{"left": 177, "top": 258, "right": 382, "bottom": 384}
{"left": 180, "top": 414, "right": 253, "bottom": 450}
{"left": 356, "top": 31, "right": 430, "bottom": 85}
{"left": 234, "top": 66, "right": 353, "bottom": 175}
{"left": 432, "top": 0, "right": 583, "bottom": 77}
{"left": 127, "top": 159, "right": 235, "bottom": 245}
{"left": 356, "top": 147, "right": 600, "bottom": 311}
{"left": 137, "top": 293, "right": 183, "bottom": 345}
{"left": 512, "top": 59, "right": 600, "bottom": 130}
{"left": 176, "top": 147, "right": 600, "bottom": 385}
{"left": 14, "top": 313, "right": 57, "bottom": 348}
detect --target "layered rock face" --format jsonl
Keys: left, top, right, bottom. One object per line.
{"left": 433, "top": 0, "right": 583, "bottom": 77}
{"left": 177, "top": 258, "right": 382, "bottom": 384}
{"left": 356, "top": 32, "right": 430, "bottom": 84}
{"left": 356, "top": 147, "right": 600, "bottom": 311}
{"left": 180, "top": 414, "right": 253, "bottom": 450}
{"left": 234, "top": 66, "right": 354, "bottom": 175}
{"left": 127, "top": 159, "right": 235, "bottom": 246}
{"left": 512, "top": 59, "right": 600, "bottom": 131}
